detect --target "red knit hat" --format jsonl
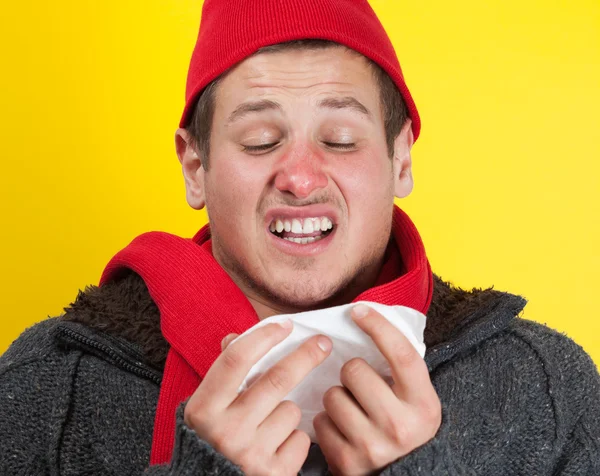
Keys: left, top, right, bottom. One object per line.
{"left": 180, "top": 0, "right": 421, "bottom": 141}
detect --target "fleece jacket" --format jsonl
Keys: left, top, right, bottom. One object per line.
{"left": 0, "top": 272, "right": 599, "bottom": 475}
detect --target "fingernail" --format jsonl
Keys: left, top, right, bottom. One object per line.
{"left": 352, "top": 304, "right": 370, "bottom": 320}
{"left": 221, "top": 335, "right": 233, "bottom": 349}
{"left": 279, "top": 319, "right": 293, "bottom": 330}
{"left": 351, "top": 304, "right": 370, "bottom": 319}
{"left": 317, "top": 336, "right": 332, "bottom": 352}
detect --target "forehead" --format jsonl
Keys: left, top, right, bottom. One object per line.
{"left": 214, "top": 46, "right": 380, "bottom": 107}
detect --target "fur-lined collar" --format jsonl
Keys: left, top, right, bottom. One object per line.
{"left": 60, "top": 271, "right": 527, "bottom": 371}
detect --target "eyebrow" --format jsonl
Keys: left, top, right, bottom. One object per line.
{"left": 227, "top": 99, "right": 282, "bottom": 124}
{"left": 318, "top": 96, "right": 372, "bottom": 119}
{"left": 226, "top": 95, "right": 372, "bottom": 124}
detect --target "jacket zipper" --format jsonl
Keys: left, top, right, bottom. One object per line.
{"left": 57, "top": 325, "right": 162, "bottom": 385}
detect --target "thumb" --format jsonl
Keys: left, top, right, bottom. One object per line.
{"left": 221, "top": 333, "right": 240, "bottom": 351}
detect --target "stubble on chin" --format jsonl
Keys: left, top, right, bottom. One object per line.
{"left": 212, "top": 232, "right": 389, "bottom": 312}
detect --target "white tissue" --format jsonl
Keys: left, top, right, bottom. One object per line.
{"left": 234, "top": 301, "right": 426, "bottom": 442}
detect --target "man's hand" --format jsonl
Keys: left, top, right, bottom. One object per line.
{"left": 184, "top": 321, "right": 332, "bottom": 476}
{"left": 313, "top": 304, "right": 441, "bottom": 476}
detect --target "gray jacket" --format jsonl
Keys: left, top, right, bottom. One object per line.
{"left": 1, "top": 272, "right": 599, "bottom": 475}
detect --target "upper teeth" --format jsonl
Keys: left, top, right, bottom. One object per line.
{"left": 269, "top": 217, "right": 333, "bottom": 234}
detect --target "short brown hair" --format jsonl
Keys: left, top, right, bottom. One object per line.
{"left": 187, "top": 40, "right": 409, "bottom": 170}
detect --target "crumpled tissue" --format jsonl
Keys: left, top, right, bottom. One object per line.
{"left": 234, "top": 301, "right": 426, "bottom": 442}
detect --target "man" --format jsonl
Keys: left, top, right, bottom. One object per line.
{"left": 1, "top": 0, "right": 599, "bottom": 475}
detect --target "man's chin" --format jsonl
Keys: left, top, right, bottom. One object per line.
{"left": 261, "top": 275, "right": 355, "bottom": 312}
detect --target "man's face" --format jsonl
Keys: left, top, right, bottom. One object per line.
{"left": 178, "top": 46, "right": 414, "bottom": 313}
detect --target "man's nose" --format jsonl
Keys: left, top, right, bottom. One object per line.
{"left": 274, "top": 146, "right": 328, "bottom": 199}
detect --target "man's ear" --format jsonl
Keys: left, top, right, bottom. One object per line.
{"left": 175, "top": 128, "right": 206, "bottom": 210}
{"left": 392, "top": 118, "right": 414, "bottom": 199}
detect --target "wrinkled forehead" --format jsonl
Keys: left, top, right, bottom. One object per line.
{"left": 213, "top": 45, "right": 381, "bottom": 112}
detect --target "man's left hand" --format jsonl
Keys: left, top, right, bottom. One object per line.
{"left": 313, "top": 304, "right": 442, "bottom": 476}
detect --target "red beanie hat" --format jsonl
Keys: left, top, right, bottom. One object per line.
{"left": 180, "top": 0, "right": 421, "bottom": 141}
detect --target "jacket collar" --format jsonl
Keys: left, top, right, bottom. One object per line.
{"left": 57, "top": 271, "right": 527, "bottom": 374}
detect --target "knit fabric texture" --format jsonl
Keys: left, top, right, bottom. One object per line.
{"left": 99, "top": 205, "right": 433, "bottom": 464}
{"left": 1, "top": 273, "right": 599, "bottom": 474}
{"left": 180, "top": 0, "right": 421, "bottom": 141}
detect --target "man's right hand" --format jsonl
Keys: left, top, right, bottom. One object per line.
{"left": 184, "top": 320, "right": 333, "bottom": 476}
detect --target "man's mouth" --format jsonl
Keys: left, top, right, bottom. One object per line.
{"left": 268, "top": 216, "right": 335, "bottom": 244}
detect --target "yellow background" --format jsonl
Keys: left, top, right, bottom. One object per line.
{"left": 1, "top": 1, "right": 598, "bottom": 364}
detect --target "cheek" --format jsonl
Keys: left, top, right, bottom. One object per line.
{"left": 338, "top": 150, "right": 394, "bottom": 206}
{"left": 335, "top": 151, "right": 394, "bottom": 250}
{"left": 205, "top": 153, "right": 268, "bottom": 228}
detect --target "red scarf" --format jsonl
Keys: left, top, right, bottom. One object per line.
{"left": 100, "top": 205, "right": 433, "bottom": 465}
